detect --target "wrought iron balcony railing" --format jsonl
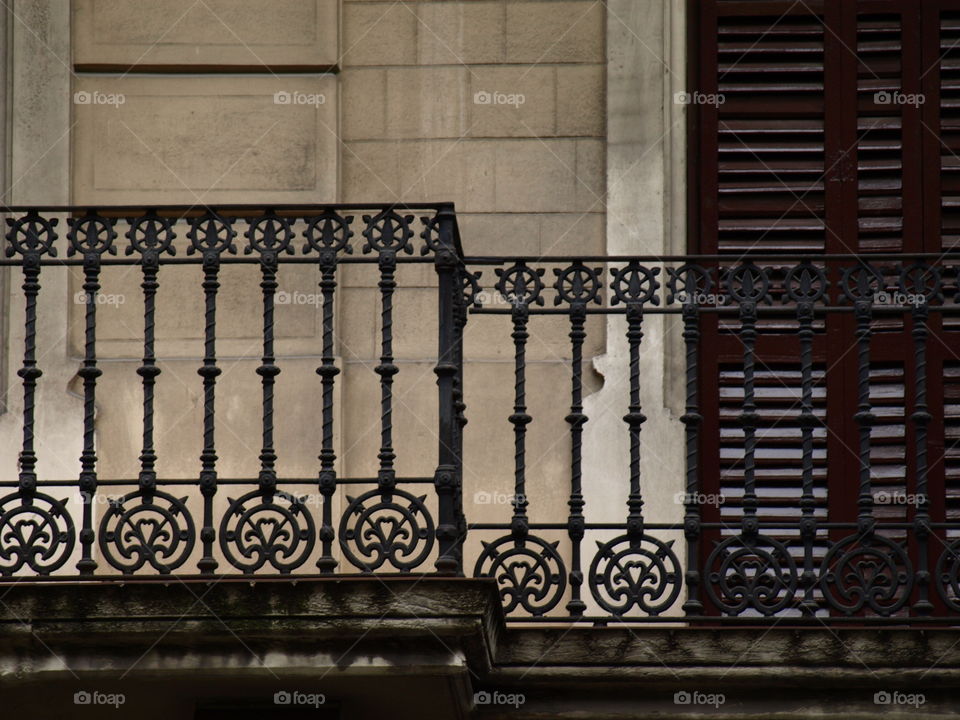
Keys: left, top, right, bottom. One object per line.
{"left": 3, "top": 204, "right": 960, "bottom": 625}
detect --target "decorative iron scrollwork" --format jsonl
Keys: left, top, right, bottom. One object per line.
{"left": 553, "top": 262, "right": 603, "bottom": 306}
{"left": 98, "top": 490, "right": 195, "bottom": 573}
{"left": 784, "top": 261, "right": 828, "bottom": 303}
{"left": 899, "top": 262, "right": 941, "bottom": 304}
{"left": 125, "top": 211, "right": 177, "bottom": 262}
{"left": 725, "top": 262, "right": 771, "bottom": 304}
{"left": 473, "top": 535, "right": 567, "bottom": 616}
{"left": 5, "top": 211, "right": 59, "bottom": 259}
{"left": 244, "top": 211, "right": 295, "bottom": 261}
{"left": 589, "top": 534, "right": 682, "bottom": 616}
{"left": 303, "top": 210, "right": 354, "bottom": 256}
{"left": 610, "top": 262, "right": 660, "bottom": 305}
{"left": 420, "top": 214, "right": 443, "bottom": 256}
{"left": 187, "top": 211, "right": 237, "bottom": 259}
{"left": 819, "top": 534, "right": 913, "bottom": 615}
{"left": 339, "top": 489, "right": 435, "bottom": 572}
{"left": 705, "top": 535, "right": 798, "bottom": 615}
{"left": 461, "top": 269, "right": 483, "bottom": 309}
{"left": 495, "top": 263, "right": 545, "bottom": 307}
{"left": 67, "top": 211, "right": 118, "bottom": 259}
{"left": 667, "top": 263, "right": 713, "bottom": 304}
{"left": 840, "top": 262, "right": 883, "bottom": 303}
{"left": 219, "top": 490, "right": 316, "bottom": 573}
{"left": 362, "top": 210, "right": 415, "bottom": 256}
{"left": 0, "top": 491, "right": 75, "bottom": 575}
{"left": 935, "top": 540, "right": 960, "bottom": 612}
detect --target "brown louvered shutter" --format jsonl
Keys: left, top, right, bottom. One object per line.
{"left": 700, "top": 3, "right": 828, "bottom": 254}
{"left": 694, "top": 0, "right": 960, "bottom": 615}
{"left": 922, "top": 0, "right": 960, "bottom": 574}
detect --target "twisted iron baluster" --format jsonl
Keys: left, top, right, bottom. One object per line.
{"left": 681, "top": 299, "right": 704, "bottom": 615}
{"left": 565, "top": 301, "right": 587, "bottom": 616}
{"left": 510, "top": 300, "right": 531, "bottom": 541}
{"left": 2, "top": 213, "right": 69, "bottom": 575}
{"left": 738, "top": 288, "right": 761, "bottom": 557}
{"left": 124, "top": 211, "right": 176, "bottom": 550}
{"left": 624, "top": 303, "right": 647, "bottom": 540}
{"left": 257, "top": 250, "right": 280, "bottom": 493}
{"left": 797, "top": 297, "right": 818, "bottom": 615}
{"left": 197, "top": 256, "right": 221, "bottom": 574}
{"left": 911, "top": 293, "right": 932, "bottom": 615}
{"left": 376, "top": 250, "right": 397, "bottom": 492}
{"left": 76, "top": 252, "right": 101, "bottom": 574}
{"left": 19, "top": 258, "right": 41, "bottom": 494}
{"left": 69, "top": 212, "right": 117, "bottom": 574}
{"left": 190, "top": 214, "right": 236, "bottom": 574}
{"left": 11, "top": 217, "right": 54, "bottom": 506}
{"left": 853, "top": 295, "right": 876, "bottom": 539}
{"left": 303, "top": 211, "right": 352, "bottom": 572}
{"left": 316, "top": 250, "right": 340, "bottom": 573}
{"left": 138, "top": 254, "right": 160, "bottom": 491}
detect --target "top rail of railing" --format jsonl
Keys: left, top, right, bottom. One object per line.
{"left": 0, "top": 203, "right": 464, "bottom": 261}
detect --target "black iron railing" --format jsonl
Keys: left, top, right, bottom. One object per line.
{"left": 0, "top": 205, "right": 464, "bottom": 580}
{"left": 5, "top": 205, "right": 960, "bottom": 624}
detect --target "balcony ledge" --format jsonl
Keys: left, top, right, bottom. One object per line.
{"left": 3, "top": 579, "right": 960, "bottom": 717}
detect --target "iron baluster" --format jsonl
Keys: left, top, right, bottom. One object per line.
{"left": 798, "top": 298, "right": 819, "bottom": 615}
{"left": 853, "top": 292, "right": 876, "bottom": 534}
{"left": 905, "top": 263, "right": 935, "bottom": 616}
{"left": 433, "top": 207, "right": 460, "bottom": 574}
{"left": 188, "top": 211, "right": 237, "bottom": 574}
{"left": 509, "top": 299, "right": 531, "bottom": 540}
{"left": 553, "top": 261, "right": 601, "bottom": 617}
{"left": 67, "top": 211, "right": 117, "bottom": 574}
{"left": 681, "top": 300, "right": 704, "bottom": 615}
{"left": 302, "top": 211, "right": 353, "bottom": 573}
{"left": 783, "top": 260, "right": 827, "bottom": 616}
{"left": 669, "top": 263, "right": 711, "bottom": 616}
{"left": 739, "top": 296, "right": 759, "bottom": 541}
{"left": 375, "top": 245, "right": 398, "bottom": 490}
{"left": 566, "top": 301, "right": 588, "bottom": 616}
{"left": 2, "top": 212, "right": 75, "bottom": 576}
{"left": 624, "top": 303, "right": 646, "bottom": 538}
{"left": 316, "top": 246, "right": 341, "bottom": 573}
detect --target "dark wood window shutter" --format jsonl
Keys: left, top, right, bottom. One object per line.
{"left": 693, "top": 0, "right": 960, "bottom": 615}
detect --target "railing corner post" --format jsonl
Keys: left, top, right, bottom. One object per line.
{"left": 433, "top": 206, "right": 464, "bottom": 576}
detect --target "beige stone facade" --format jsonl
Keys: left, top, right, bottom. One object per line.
{"left": 0, "top": 0, "right": 686, "bottom": 604}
